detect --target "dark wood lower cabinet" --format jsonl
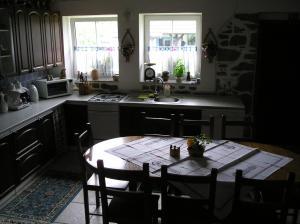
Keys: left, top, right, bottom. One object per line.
{"left": 0, "top": 112, "right": 56, "bottom": 199}
{"left": 64, "top": 104, "right": 88, "bottom": 145}
{"left": 120, "top": 106, "right": 202, "bottom": 136}
{"left": 0, "top": 136, "right": 16, "bottom": 198}
{"left": 16, "top": 142, "right": 43, "bottom": 182}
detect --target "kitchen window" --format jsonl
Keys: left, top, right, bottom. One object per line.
{"left": 69, "top": 15, "right": 119, "bottom": 79}
{"left": 142, "top": 13, "right": 202, "bottom": 81}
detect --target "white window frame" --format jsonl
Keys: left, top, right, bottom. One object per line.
{"left": 69, "top": 15, "right": 118, "bottom": 79}
{"left": 141, "top": 13, "right": 202, "bottom": 82}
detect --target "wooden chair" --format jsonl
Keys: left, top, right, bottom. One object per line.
{"left": 228, "top": 169, "right": 295, "bottom": 224}
{"left": 221, "top": 114, "right": 253, "bottom": 141}
{"left": 74, "top": 123, "right": 128, "bottom": 224}
{"left": 179, "top": 114, "right": 214, "bottom": 139}
{"left": 96, "top": 159, "right": 159, "bottom": 224}
{"left": 160, "top": 165, "right": 219, "bottom": 224}
{"left": 140, "top": 111, "right": 176, "bottom": 137}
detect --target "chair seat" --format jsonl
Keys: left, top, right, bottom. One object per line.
{"left": 108, "top": 194, "right": 160, "bottom": 223}
{"left": 87, "top": 173, "right": 128, "bottom": 190}
{"left": 166, "top": 197, "right": 218, "bottom": 224}
{"left": 225, "top": 207, "right": 280, "bottom": 224}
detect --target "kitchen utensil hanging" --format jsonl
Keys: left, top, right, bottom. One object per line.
{"left": 121, "top": 29, "right": 135, "bottom": 62}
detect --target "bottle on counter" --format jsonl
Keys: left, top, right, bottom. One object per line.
{"left": 163, "top": 84, "right": 171, "bottom": 97}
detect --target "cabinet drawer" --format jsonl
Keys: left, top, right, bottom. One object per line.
{"left": 15, "top": 126, "right": 39, "bottom": 155}
{"left": 16, "top": 142, "right": 42, "bottom": 181}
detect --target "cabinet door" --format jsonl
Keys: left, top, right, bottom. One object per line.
{"left": 64, "top": 104, "right": 88, "bottom": 145}
{"left": 0, "top": 137, "right": 16, "bottom": 199}
{"left": 51, "top": 12, "right": 63, "bottom": 66}
{"left": 42, "top": 11, "right": 54, "bottom": 68}
{"left": 27, "top": 10, "right": 44, "bottom": 71}
{"left": 14, "top": 8, "right": 31, "bottom": 73}
{"left": 0, "top": 8, "right": 16, "bottom": 77}
{"left": 39, "top": 114, "right": 56, "bottom": 160}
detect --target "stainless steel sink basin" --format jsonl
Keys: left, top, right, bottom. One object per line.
{"left": 154, "top": 97, "right": 180, "bottom": 102}
{"left": 124, "top": 96, "right": 147, "bottom": 102}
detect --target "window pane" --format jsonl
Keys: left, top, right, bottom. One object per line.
{"left": 73, "top": 18, "right": 119, "bottom": 77}
{"left": 147, "top": 18, "right": 198, "bottom": 77}
{"left": 75, "top": 22, "right": 96, "bottom": 46}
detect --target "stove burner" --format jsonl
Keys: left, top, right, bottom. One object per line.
{"left": 89, "top": 93, "right": 126, "bottom": 103}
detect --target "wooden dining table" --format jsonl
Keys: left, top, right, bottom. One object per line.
{"left": 84, "top": 136, "right": 300, "bottom": 181}
{"left": 84, "top": 136, "right": 300, "bottom": 219}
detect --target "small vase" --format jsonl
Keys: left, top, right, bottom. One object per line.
{"left": 162, "top": 71, "right": 169, "bottom": 82}
{"left": 176, "top": 77, "right": 182, "bottom": 83}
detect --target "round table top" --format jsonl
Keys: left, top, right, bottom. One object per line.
{"left": 84, "top": 136, "right": 300, "bottom": 181}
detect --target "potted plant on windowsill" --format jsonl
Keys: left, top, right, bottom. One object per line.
{"left": 174, "top": 59, "right": 185, "bottom": 83}
{"left": 186, "top": 134, "right": 211, "bottom": 157}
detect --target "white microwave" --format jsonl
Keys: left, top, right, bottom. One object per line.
{"left": 35, "top": 78, "right": 73, "bottom": 98}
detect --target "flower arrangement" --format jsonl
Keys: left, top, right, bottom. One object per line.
{"left": 186, "top": 134, "right": 211, "bottom": 157}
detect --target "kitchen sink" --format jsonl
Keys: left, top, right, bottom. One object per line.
{"left": 153, "top": 97, "right": 180, "bottom": 102}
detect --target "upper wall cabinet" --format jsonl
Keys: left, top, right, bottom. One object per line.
{"left": 27, "top": 10, "right": 45, "bottom": 71}
{"left": 14, "top": 8, "right": 64, "bottom": 74}
{"left": 42, "top": 11, "right": 54, "bottom": 68}
{"left": 0, "top": 7, "right": 17, "bottom": 78}
{"left": 14, "top": 8, "right": 31, "bottom": 73}
{"left": 51, "top": 12, "right": 64, "bottom": 67}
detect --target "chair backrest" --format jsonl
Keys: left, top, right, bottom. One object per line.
{"left": 74, "top": 123, "right": 94, "bottom": 183}
{"left": 221, "top": 114, "right": 253, "bottom": 141}
{"left": 97, "top": 160, "right": 155, "bottom": 224}
{"left": 161, "top": 165, "right": 218, "bottom": 224}
{"left": 233, "top": 169, "right": 295, "bottom": 224}
{"left": 140, "top": 111, "right": 176, "bottom": 137}
{"left": 179, "top": 114, "right": 214, "bottom": 139}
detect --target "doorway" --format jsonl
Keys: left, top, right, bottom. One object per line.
{"left": 253, "top": 18, "right": 300, "bottom": 148}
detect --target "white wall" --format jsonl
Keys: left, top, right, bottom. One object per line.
{"left": 53, "top": 0, "right": 300, "bottom": 92}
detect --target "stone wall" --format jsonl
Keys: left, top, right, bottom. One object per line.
{"left": 216, "top": 14, "right": 258, "bottom": 115}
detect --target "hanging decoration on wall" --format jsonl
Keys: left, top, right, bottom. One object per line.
{"left": 202, "top": 28, "right": 218, "bottom": 63}
{"left": 120, "top": 29, "right": 135, "bottom": 62}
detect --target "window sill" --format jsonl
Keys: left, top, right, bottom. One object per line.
{"left": 143, "top": 79, "right": 199, "bottom": 85}
{"left": 74, "top": 78, "right": 118, "bottom": 83}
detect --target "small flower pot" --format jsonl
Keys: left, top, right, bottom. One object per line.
{"left": 187, "top": 144, "right": 204, "bottom": 157}
{"left": 176, "top": 77, "right": 182, "bottom": 83}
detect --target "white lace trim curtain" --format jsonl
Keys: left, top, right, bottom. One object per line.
{"left": 149, "top": 46, "right": 197, "bottom": 76}
{"left": 74, "top": 46, "right": 118, "bottom": 77}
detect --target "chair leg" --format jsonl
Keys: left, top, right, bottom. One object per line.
{"left": 83, "top": 188, "right": 90, "bottom": 224}
{"left": 293, "top": 209, "right": 298, "bottom": 224}
{"left": 95, "top": 190, "right": 100, "bottom": 208}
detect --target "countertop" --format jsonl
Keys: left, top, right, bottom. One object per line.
{"left": 120, "top": 94, "right": 244, "bottom": 110}
{"left": 0, "top": 91, "right": 244, "bottom": 139}
{"left": 0, "top": 93, "right": 92, "bottom": 138}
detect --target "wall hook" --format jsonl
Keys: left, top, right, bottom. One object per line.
{"left": 121, "top": 29, "right": 135, "bottom": 62}
{"left": 202, "top": 28, "right": 218, "bottom": 63}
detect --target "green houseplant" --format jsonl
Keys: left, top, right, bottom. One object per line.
{"left": 186, "top": 134, "right": 212, "bottom": 157}
{"left": 174, "top": 59, "right": 185, "bottom": 82}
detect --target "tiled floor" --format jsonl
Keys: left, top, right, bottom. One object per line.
{"left": 53, "top": 189, "right": 102, "bottom": 224}
{"left": 49, "top": 151, "right": 104, "bottom": 224}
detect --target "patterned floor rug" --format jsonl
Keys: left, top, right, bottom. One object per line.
{"left": 0, "top": 173, "right": 82, "bottom": 224}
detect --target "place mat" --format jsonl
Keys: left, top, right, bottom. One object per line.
{"left": 0, "top": 172, "right": 82, "bottom": 224}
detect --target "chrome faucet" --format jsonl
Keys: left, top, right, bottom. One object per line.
{"left": 153, "top": 77, "right": 164, "bottom": 97}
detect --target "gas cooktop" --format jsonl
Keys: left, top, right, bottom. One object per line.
{"left": 88, "top": 93, "right": 127, "bottom": 103}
